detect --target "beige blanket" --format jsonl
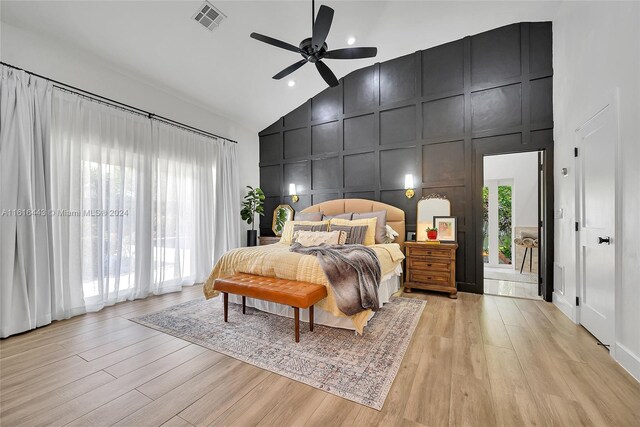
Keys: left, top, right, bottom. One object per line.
{"left": 203, "top": 242, "right": 405, "bottom": 333}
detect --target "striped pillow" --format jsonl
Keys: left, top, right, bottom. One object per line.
{"left": 329, "top": 225, "right": 368, "bottom": 245}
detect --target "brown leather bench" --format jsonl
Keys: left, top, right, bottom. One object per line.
{"left": 213, "top": 273, "right": 328, "bottom": 342}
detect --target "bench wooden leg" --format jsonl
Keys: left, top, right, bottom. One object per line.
{"left": 223, "top": 292, "right": 228, "bottom": 322}
{"left": 242, "top": 296, "right": 246, "bottom": 314}
{"left": 309, "top": 305, "right": 314, "bottom": 332}
{"left": 294, "top": 307, "right": 300, "bottom": 343}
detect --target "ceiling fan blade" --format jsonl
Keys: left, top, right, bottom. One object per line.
{"left": 273, "top": 59, "right": 308, "bottom": 80}
{"left": 324, "top": 47, "right": 378, "bottom": 59}
{"left": 311, "top": 5, "right": 334, "bottom": 50}
{"left": 315, "top": 61, "right": 339, "bottom": 87}
{"left": 250, "top": 32, "right": 302, "bottom": 54}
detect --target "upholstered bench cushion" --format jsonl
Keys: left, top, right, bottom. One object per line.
{"left": 213, "top": 273, "right": 327, "bottom": 309}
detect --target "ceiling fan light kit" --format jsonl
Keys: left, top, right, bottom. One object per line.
{"left": 249, "top": 0, "right": 378, "bottom": 87}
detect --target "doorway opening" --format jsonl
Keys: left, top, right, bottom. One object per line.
{"left": 483, "top": 151, "right": 543, "bottom": 299}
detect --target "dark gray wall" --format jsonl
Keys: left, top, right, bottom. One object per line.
{"left": 258, "top": 22, "right": 554, "bottom": 294}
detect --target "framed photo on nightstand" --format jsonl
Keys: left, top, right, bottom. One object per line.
{"left": 433, "top": 216, "right": 457, "bottom": 243}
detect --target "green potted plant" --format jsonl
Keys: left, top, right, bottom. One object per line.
{"left": 240, "top": 186, "right": 265, "bottom": 246}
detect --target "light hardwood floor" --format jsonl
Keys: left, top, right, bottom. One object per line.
{"left": 1, "top": 285, "right": 639, "bottom": 426}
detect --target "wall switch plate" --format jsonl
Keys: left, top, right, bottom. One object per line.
{"left": 554, "top": 208, "right": 564, "bottom": 219}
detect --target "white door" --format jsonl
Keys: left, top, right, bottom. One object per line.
{"left": 576, "top": 103, "right": 617, "bottom": 346}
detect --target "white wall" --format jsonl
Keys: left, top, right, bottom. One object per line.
{"left": 553, "top": 1, "right": 640, "bottom": 380}
{"left": 484, "top": 151, "right": 540, "bottom": 229}
{"left": 0, "top": 22, "right": 260, "bottom": 244}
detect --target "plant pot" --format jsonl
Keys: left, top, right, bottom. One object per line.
{"left": 247, "top": 230, "right": 258, "bottom": 247}
{"left": 427, "top": 230, "right": 438, "bottom": 240}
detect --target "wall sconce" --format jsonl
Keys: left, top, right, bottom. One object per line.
{"left": 289, "top": 183, "right": 299, "bottom": 203}
{"left": 404, "top": 174, "right": 415, "bottom": 199}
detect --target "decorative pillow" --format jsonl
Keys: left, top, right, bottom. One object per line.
{"left": 293, "top": 223, "right": 329, "bottom": 236}
{"left": 329, "top": 217, "right": 377, "bottom": 246}
{"left": 383, "top": 224, "right": 399, "bottom": 244}
{"left": 294, "top": 230, "right": 347, "bottom": 247}
{"left": 322, "top": 212, "right": 353, "bottom": 221}
{"left": 352, "top": 210, "right": 387, "bottom": 244}
{"left": 329, "top": 224, "right": 368, "bottom": 245}
{"left": 280, "top": 220, "right": 330, "bottom": 244}
{"left": 294, "top": 211, "right": 324, "bottom": 221}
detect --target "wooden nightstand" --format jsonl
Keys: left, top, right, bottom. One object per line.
{"left": 259, "top": 236, "right": 280, "bottom": 246}
{"left": 404, "top": 241, "right": 458, "bottom": 298}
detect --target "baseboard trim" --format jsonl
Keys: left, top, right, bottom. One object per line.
{"left": 552, "top": 292, "right": 576, "bottom": 322}
{"left": 615, "top": 342, "right": 640, "bottom": 382}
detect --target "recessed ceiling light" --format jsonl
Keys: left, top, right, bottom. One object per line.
{"left": 287, "top": 80, "right": 295, "bottom": 87}
{"left": 347, "top": 36, "right": 356, "bottom": 45}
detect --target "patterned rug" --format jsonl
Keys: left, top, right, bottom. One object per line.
{"left": 131, "top": 296, "right": 425, "bottom": 410}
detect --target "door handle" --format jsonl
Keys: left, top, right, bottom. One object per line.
{"left": 598, "top": 236, "right": 611, "bottom": 245}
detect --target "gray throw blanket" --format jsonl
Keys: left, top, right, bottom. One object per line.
{"left": 290, "top": 243, "right": 381, "bottom": 316}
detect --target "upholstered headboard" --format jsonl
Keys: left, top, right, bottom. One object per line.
{"left": 301, "top": 199, "right": 405, "bottom": 247}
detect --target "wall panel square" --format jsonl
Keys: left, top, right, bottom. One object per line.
{"left": 311, "top": 86, "right": 341, "bottom": 121}
{"left": 530, "top": 77, "right": 553, "bottom": 125}
{"left": 312, "top": 121, "right": 339, "bottom": 154}
{"left": 344, "top": 113, "right": 376, "bottom": 150}
{"left": 259, "top": 133, "right": 281, "bottom": 163}
{"left": 471, "top": 24, "right": 521, "bottom": 85}
{"left": 284, "top": 127, "right": 310, "bottom": 159}
{"left": 422, "top": 141, "right": 465, "bottom": 186}
{"left": 380, "top": 54, "right": 415, "bottom": 105}
{"left": 284, "top": 102, "right": 309, "bottom": 128}
{"left": 284, "top": 161, "right": 309, "bottom": 193}
{"left": 530, "top": 22, "right": 552, "bottom": 75}
{"left": 344, "top": 66, "right": 376, "bottom": 113}
{"left": 380, "top": 105, "right": 416, "bottom": 145}
{"left": 423, "top": 95, "right": 465, "bottom": 139}
{"left": 471, "top": 84, "right": 522, "bottom": 131}
{"left": 260, "top": 165, "right": 281, "bottom": 195}
{"left": 380, "top": 148, "right": 416, "bottom": 188}
{"left": 422, "top": 40, "right": 464, "bottom": 95}
{"left": 312, "top": 157, "right": 339, "bottom": 190}
{"left": 344, "top": 152, "right": 375, "bottom": 187}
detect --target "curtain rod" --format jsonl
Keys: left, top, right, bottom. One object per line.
{"left": 1, "top": 61, "right": 238, "bottom": 144}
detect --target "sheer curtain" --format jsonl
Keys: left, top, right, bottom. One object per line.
{"left": 51, "top": 90, "right": 240, "bottom": 312}
{"left": 0, "top": 66, "right": 74, "bottom": 338}
{"left": 0, "top": 75, "right": 240, "bottom": 337}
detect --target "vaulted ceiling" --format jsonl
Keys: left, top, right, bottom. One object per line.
{"left": 1, "top": 1, "right": 560, "bottom": 131}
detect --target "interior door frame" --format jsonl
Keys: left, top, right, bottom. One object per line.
{"left": 474, "top": 145, "right": 554, "bottom": 302}
{"left": 574, "top": 92, "right": 621, "bottom": 353}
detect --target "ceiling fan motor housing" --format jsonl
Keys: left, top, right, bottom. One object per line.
{"left": 300, "top": 37, "right": 327, "bottom": 62}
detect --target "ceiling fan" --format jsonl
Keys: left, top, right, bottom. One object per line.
{"left": 250, "top": 0, "right": 378, "bottom": 87}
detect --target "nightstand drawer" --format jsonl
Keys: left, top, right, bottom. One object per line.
{"left": 407, "top": 258, "right": 451, "bottom": 272}
{"left": 409, "top": 270, "right": 451, "bottom": 284}
{"left": 406, "top": 246, "right": 451, "bottom": 259}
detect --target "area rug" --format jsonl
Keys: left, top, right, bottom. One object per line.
{"left": 131, "top": 296, "right": 425, "bottom": 410}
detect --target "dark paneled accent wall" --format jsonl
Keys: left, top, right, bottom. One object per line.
{"left": 258, "top": 22, "right": 554, "bottom": 294}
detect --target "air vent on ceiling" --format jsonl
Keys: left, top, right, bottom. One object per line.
{"left": 193, "top": 1, "right": 226, "bottom": 31}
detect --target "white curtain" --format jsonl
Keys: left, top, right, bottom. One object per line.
{"left": 0, "top": 66, "right": 85, "bottom": 338}
{"left": 0, "top": 74, "right": 240, "bottom": 337}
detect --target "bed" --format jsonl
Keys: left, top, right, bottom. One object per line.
{"left": 203, "top": 199, "right": 406, "bottom": 333}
